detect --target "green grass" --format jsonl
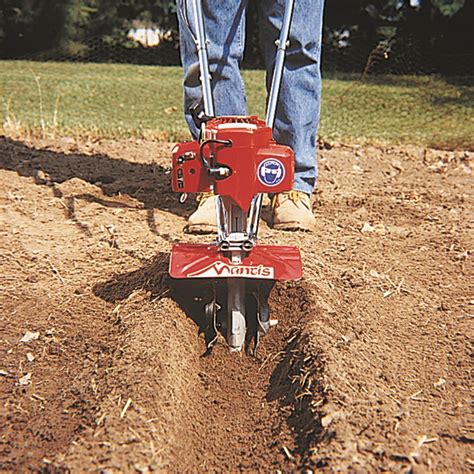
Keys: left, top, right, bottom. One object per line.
{"left": 1, "top": 60, "right": 472, "bottom": 148}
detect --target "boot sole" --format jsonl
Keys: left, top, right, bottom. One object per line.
{"left": 272, "top": 221, "right": 314, "bottom": 232}
{"left": 184, "top": 224, "right": 218, "bottom": 235}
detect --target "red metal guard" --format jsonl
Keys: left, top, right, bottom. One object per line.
{"left": 170, "top": 243, "right": 302, "bottom": 281}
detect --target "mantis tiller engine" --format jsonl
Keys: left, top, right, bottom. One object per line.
{"left": 169, "top": 0, "right": 302, "bottom": 354}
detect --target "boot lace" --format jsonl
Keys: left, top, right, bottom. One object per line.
{"left": 196, "top": 192, "right": 214, "bottom": 207}
{"left": 271, "top": 190, "right": 307, "bottom": 210}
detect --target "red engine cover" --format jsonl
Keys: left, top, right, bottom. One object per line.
{"left": 171, "top": 141, "right": 212, "bottom": 193}
{"left": 172, "top": 116, "right": 294, "bottom": 211}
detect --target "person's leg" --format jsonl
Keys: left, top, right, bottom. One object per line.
{"left": 177, "top": 0, "right": 248, "bottom": 233}
{"left": 177, "top": 0, "right": 248, "bottom": 139}
{"left": 258, "top": 0, "right": 325, "bottom": 195}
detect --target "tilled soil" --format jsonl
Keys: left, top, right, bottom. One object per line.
{"left": 0, "top": 135, "right": 472, "bottom": 473}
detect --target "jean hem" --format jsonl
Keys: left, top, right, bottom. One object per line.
{"left": 293, "top": 182, "right": 316, "bottom": 195}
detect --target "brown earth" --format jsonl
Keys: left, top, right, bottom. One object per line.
{"left": 0, "top": 135, "right": 472, "bottom": 473}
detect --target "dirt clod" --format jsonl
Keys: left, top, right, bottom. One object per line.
{"left": 20, "top": 331, "right": 40, "bottom": 343}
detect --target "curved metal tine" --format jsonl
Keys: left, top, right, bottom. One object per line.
{"left": 207, "top": 309, "right": 219, "bottom": 350}
{"left": 245, "top": 321, "right": 260, "bottom": 357}
{"left": 205, "top": 303, "right": 218, "bottom": 350}
{"left": 245, "top": 330, "right": 259, "bottom": 357}
{"left": 190, "top": 0, "right": 215, "bottom": 118}
{"left": 265, "top": 0, "right": 295, "bottom": 131}
{"left": 253, "top": 331, "right": 260, "bottom": 356}
{"left": 205, "top": 283, "right": 219, "bottom": 352}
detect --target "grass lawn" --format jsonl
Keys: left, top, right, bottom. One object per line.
{"left": 0, "top": 60, "right": 472, "bottom": 149}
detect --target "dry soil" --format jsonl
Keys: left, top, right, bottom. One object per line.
{"left": 0, "top": 135, "right": 472, "bottom": 473}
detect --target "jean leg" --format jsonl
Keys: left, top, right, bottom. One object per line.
{"left": 177, "top": 0, "right": 248, "bottom": 139}
{"left": 258, "top": 0, "right": 325, "bottom": 194}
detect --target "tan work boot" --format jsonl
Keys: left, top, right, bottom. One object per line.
{"left": 185, "top": 192, "right": 217, "bottom": 234}
{"left": 271, "top": 190, "right": 316, "bottom": 231}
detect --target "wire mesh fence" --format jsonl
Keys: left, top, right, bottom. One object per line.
{"left": 1, "top": 31, "right": 472, "bottom": 149}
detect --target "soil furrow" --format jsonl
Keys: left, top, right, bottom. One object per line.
{"left": 58, "top": 258, "right": 327, "bottom": 472}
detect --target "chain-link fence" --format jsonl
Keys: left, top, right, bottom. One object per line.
{"left": 1, "top": 9, "right": 472, "bottom": 149}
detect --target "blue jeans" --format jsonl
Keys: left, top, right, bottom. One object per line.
{"left": 177, "top": 0, "right": 325, "bottom": 194}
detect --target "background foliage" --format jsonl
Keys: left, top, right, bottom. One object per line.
{"left": 1, "top": 1, "right": 472, "bottom": 148}
{"left": 0, "top": 0, "right": 472, "bottom": 74}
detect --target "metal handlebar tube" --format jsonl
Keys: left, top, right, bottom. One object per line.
{"left": 265, "top": 0, "right": 295, "bottom": 130}
{"left": 216, "top": 196, "right": 229, "bottom": 241}
{"left": 191, "top": 0, "right": 215, "bottom": 118}
{"left": 247, "top": 194, "right": 263, "bottom": 241}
